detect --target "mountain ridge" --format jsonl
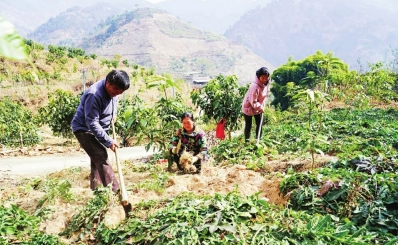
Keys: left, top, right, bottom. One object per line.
{"left": 80, "top": 8, "right": 273, "bottom": 83}
{"left": 224, "top": 0, "right": 398, "bottom": 68}
{"left": 27, "top": 3, "right": 130, "bottom": 47}
{"left": 2, "top": 0, "right": 398, "bottom": 75}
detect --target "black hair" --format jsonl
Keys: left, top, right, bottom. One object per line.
{"left": 256, "top": 67, "right": 270, "bottom": 79}
{"left": 181, "top": 112, "right": 194, "bottom": 122}
{"left": 106, "top": 70, "right": 130, "bottom": 90}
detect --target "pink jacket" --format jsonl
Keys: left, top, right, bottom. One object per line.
{"left": 241, "top": 77, "right": 269, "bottom": 116}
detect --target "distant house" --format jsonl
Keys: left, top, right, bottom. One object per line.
{"left": 192, "top": 77, "right": 211, "bottom": 88}
{"left": 182, "top": 72, "right": 202, "bottom": 81}
{"left": 181, "top": 71, "right": 211, "bottom": 88}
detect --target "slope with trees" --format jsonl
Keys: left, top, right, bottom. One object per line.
{"left": 27, "top": 3, "right": 131, "bottom": 47}
{"left": 225, "top": 0, "right": 398, "bottom": 69}
{"left": 80, "top": 8, "right": 273, "bottom": 83}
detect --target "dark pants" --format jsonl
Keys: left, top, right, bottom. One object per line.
{"left": 243, "top": 113, "right": 263, "bottom": 141}
{"left": 74, "top": 131, "right": 119, "bottom": 192}
{"left": 169, "top": 150, "right": 202, "bottom": 173}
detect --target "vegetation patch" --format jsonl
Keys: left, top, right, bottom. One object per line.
{"left": 155, "top": 20, "right": 224, "bottom": 41}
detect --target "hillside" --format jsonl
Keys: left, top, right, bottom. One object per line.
{"left": 225, "top": 0, "right": 398, "bottom": 69}
{"left": 80, "top": 8, "right": 273, "bottom": 83}
{"left": 0, "top": 0, "right": 151, "bottom": 36}
{"left": 155, "top": 0, "right": 273, "bottom": 35}
{"left": 0, "top": 0, "right": 80, "bottom": 35}
{"left": 0, "top": 0, "right": 272, "bottom": 37}
{"left": 27, "top": 3, "right": 132, "bottom": 47}
{"left": 3, "top": 0, "right": 398, "bottom": 72}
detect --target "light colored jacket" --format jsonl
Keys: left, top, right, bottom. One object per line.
{"left": 241, "top": 77, "right": 269, "bottom": 116}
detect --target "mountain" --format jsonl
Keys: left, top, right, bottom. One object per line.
{"left": 154, "top": 0, "right": 272, "bottom": 35}
{"left": 1, "top": 0, "right": 272, "bottom": 37}
{"left": 224, "top": 0, "right": 398, "bottom": 69}
{"left": 27, "top": 3, "right": 136, "bottom": 46}
{"left": 5, "top": 0, "right": 397, "bottom": 74}
{"left": 24, "top": 0, "right": 273, "bottom": 47}
{"left": 0, "top": 0, "right": 152, "bottom": 36}
{"left": 0, "top": 0, "right": 69, "bottom": 35}
{"left": 80, "top": 8, "right": 273, "bottom": 83}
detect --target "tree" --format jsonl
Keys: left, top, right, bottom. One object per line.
{"left": 38, "top": 90, "right": 81, "bottom": 139}
{"left": 292, "top": 89, "right": 330, "bottom": 168}
{"left": 143, "top": 74, "right": 190, "bottom": 151}
{"left": 190, "top": 74, "right": 246, "bottom": 139}
{"left": 360, "top": 62, "right": 397, "bottom": 102}
{"left": 271, "top": 51, "right": 349, "bottom": 110}
{"left": 116, "top": 95, "right": 157, "bottom": 147}
{"left": 0, "top": 98, "right": 41, "bottom": 147}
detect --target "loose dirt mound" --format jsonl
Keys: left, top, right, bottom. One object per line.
{"left": 163, "top": 164, "right": 286, "bottom": 204}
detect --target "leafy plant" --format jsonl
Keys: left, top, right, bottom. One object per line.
{"left": 38, "top": 89, "right": 81, "bottom": 139}
{"left": 292, "top": 89, "right": 330, "bottom": 167}
{"left": 279, "top": 172, "right": 319, "bottom": 195}
{"left": 67, "top": 47, "right": 85, "bottom": 58}
{"left": 361, "top": 62, "right": 397, "bottom": 101}
{"left": 283, "top": 154, "right": 398, "bottom": 235}
{"left": 36, "top": 178, "right": 74, "bottom": 209}
{"left": 59, "top": 187, "right": 114, "bottom": 240}
{"left": 0, "top": 204, "right": 39, "bottom": 239}
{"left": 191, "top": 74, "right": 246, "bottom": 139}
{"left": 0, "top": 204, "right": 63, "bottom": 245}
{"left": 271, "top": 51, "right": 349, "bottom": 110}
{"left": 131, "top": 172, "right": 169, "bottom": 194}
{"left": 209, "top": 136, "right": 264, "bottom": 164}
{"left": 116, "top": 95, "right": 156, "bottom": 147}
{"left": 0, "top": 98, "right": 41, "bottom": 147}
{"left": 48, "top": 45, "right": 66, "bottom": 59}
{"left": 19, "top": 233, "right": 65, "bottom": 245}
{"left": 142, "top": 74, "right": 189, "bottom": 152}
{"left": 93, "top": 190, "right": 389, "bottom": 244}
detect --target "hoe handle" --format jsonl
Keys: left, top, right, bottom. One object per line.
{"left": 257, "top": 113, "right": 264, "bottom": 144}
{"left": 111, "top": 122, "right": 129, "bottom": 205}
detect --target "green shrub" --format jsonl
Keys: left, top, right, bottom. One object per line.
{"left": 38, "top": 89, "right": 81, "bottom": 139}
{"left": 0, "top": 98, "right": 41, "bottom": 147}
{"left": 0, "top": 204, "right": 64, "bottom": 245}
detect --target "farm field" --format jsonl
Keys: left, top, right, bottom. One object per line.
{"left": 1, "top": 37, "right": 398, "bottom": 244}
{"left": 1, "top": 107, "right": 398, "bottom": 244}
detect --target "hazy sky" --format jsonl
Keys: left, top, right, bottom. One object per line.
{"left": 146, "top": 0, "right": 259, "bottom": 2}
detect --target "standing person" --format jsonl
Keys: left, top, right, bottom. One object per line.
{"left": 169, "top": 112, "right": 208, "bottom": 174}
{"left": 241, "top": 67, "right": 271, "bottom": 141}
{"left": 71, "top": 70, "right": 130, "bottom": 192}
